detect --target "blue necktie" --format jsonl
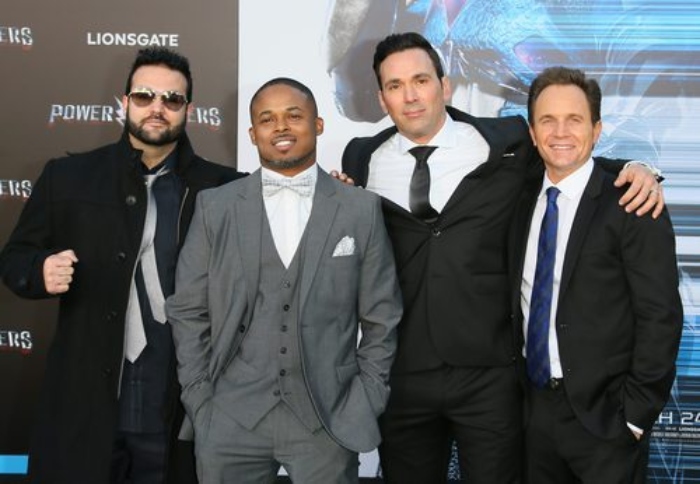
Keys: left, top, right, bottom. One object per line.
{"left": 527, "top": 186, "right": 560, "bottom": 388}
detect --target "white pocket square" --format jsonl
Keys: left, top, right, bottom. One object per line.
{"left": 332, "top": 236, "right": 356, "bottom": 257}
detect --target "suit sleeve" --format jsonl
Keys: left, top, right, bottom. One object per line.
{"left": 341, "top": 137, "right": 369, "bottom": 188}
{"left": 621, "top": 208, "right": 683, "bottom": 431}
{"left": 166, "top": 191, "right": 215, "bottom": 423}
{"left": 355, "top": 194, "right": 403, "bottom": 415}
{"left": 0, "top": 159, "right": 58, "bottom": 299}
{"left": 594, "top": 156, "right": 632, "bottom": 175}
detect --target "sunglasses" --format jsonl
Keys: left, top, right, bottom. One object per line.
{"left": 127, "top": 88, "right": 189, "bottom": 111}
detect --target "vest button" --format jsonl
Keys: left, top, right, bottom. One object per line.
{"left": 283, "top": 304, "right": 290, "bottom": 311}
{"left": 281, "top": 325, "right": 288, "bottom": 332}
{"left": 239, "top": 325, "right": 246, "bottom": 333}
{"left": 279, "top": 369, "right": 287, "bottom": 376}
{"left": 283, "top": 281, "right": 291, "bottom": 288}
{"left": 273, "top": 389, "right": 280, "bottom": 396}
{"left": 280, "top": 347, "right": 287, "bottom": 354}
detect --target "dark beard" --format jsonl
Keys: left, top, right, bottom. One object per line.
{"left": 262, "top": 149, "right": 315, "bottom": 171}
{"left": 127, "top": 114, "right": 186, "bottom": 147}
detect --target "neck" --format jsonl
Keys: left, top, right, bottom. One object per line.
{"left": 129, "top": 135, "right": 177, "bottom": 169}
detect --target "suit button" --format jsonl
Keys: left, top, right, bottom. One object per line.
{"left": 102, "top": 367, "right": 113, "bottom": 377}
{"left": 283, "top": 304, "right": 290, "bottom": 311}
{"left": 432, "top": 228, "right": 441, "bottom": 237}
{"left": 239, "top": 325, "right": 246, "bottom": 333}
{"left": 106, "top": 311, "right": 117, "bottom": 321}
{"left": 282, "top": 281, "right": 291, "bottom": 289}
{"left": 125, "top": 195, "right": 137, "bottom": 206}
{"left": 279, "top": 369, "right": 287, "bottom": 376}
{"left": 116, "top": 252, "right": 127, "bottom": 262}
{"left": 280, "top": 347, "right": 287, "bottom": 354}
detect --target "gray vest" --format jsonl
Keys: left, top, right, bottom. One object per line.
{"left": 216, "top": 217, "right": 321, "bottom": 432}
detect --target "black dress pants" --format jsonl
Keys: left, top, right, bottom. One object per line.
{"left": 378, "top": 365, "right": 523, "bottom": 484}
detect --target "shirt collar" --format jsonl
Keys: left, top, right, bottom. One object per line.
{"left": 397, "top": 114, "right": 458, "bottom": 154}
{"left": 540, "top": 158, "right": 594, "bottom": 201}
{"left": 261, "top": 162, "right": 318, "bottom": 183}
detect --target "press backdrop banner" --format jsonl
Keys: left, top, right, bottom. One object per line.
{"left": 2, "top": 0, "right": 699, "bottom": 482}
{"left": 0, "top": 0, "right": 238, "bottom": 481}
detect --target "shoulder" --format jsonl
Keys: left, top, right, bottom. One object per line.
{"left": 197, "top": 171, "right": 252, "bottom": 204}
{"left": 188, "top": 155, "right": 247, "bottom": 184}
{"left": 37, "top": 142, "right": 123, "bottom": 188}
{"left": 449, "top": 106, "right": 528, "bottom": 138}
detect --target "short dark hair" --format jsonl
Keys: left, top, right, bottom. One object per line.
{"left": 528, "top": 66, "right": 601, "bottom": 125}
{"left": 249, "top": 77, "right": 318, "bottom": 119}
{"left": 372, "top": 32, "right": 445, "bottom": 89}
{"left": 124, "top": 47, "right": 193, "bottom": 102}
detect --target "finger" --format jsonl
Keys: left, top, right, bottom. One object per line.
{"left": 57, "top": 249, "right": 79, "bottom": 263}
{"left": 46, "top": 279, "right": 70, "bottom": 295}
{"left": 652, "top": 187, "right": 665, "bottom": 219}
{"left": 635, "top": 185, "right": 664, "bottom": 218}
{"left": 618, "top": 178, "right": 645, "bottom": 210}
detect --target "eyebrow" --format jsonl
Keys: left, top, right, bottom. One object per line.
{"left": 256, "top": 106, "right": 304, "bottom": 116}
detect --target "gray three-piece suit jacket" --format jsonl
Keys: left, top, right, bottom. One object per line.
{"left": 166, "top": 167, "right": 403, "bottom": 453}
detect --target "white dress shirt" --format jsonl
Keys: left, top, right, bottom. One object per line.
{"left": 261, "top": 164, "right": 317, "bottom": 268}
{"left": 366, "top": 115, "right": 490, "bottom": 211}
{"left": 521, "top": 158, "right": 593, "bottom": 379}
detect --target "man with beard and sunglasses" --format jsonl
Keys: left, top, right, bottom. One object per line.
{"left": 0, "top": 47, "right": 244, "bottom": 484}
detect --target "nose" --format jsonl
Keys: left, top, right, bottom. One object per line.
{"left": 553, "top": 121, "right": 568, "bottom": 137}
{"left": 403, "top": 84, "right": 418, "bottom": 103}
{"left": 149, "top": 96, "right": 166, "bottom": 113}
{"left": 274, "top": 118, "right": 289, "bottom": 132}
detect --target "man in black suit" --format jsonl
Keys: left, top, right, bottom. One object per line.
{"left": 342, "top": 32, "right": 664, "bottom": 483}
{"left": 510, "top": 66, "right": 682, "bottom": 483}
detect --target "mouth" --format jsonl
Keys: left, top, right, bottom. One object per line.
{"left": 549, "top": 143, "right": 575, "bottom": 151}
{"left": 403, "top": 109, "right": 424, "bottom": 119}
{"left": 142, "top": 116, "right": 169, "bottom": 128}
{"left": 272, "top": 136, "right": 295, "bottom": 151}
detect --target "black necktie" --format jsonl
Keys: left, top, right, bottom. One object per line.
{"left": 408, "top": 146, "right": 439, "bottom": 222}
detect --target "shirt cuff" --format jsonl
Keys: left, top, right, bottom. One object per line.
{"left": 627, "top": 421, "right": 644, "bottom": 436}
{"left": 623, "top": 161, "right": 663, "bottom": 181}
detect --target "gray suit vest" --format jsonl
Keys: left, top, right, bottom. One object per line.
{"left": 216, "top": 216, "right": 321, "bottom": 432}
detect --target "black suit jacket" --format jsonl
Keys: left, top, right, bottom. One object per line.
{"left": 509, "top": 163, "right": 682, "bottom": 438}
{"left": 0, "top": 133, "right": 244, "bottom": 484}
{"left": 342, "top": 106, "right": 537, "bottom": 372}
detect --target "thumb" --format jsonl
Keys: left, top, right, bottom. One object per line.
{"left": 57, "top": 249, "right": 79, "bottom": 263}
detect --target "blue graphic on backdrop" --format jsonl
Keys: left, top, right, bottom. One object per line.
{"left": 326, "top": 1, "right": 700, "bottom": 481}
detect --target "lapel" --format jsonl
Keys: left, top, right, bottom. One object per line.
{"left": 235, "top": 170, "right": 264, "bottom": 320}
{"left": 558, "top": 165, "right": 605, "bottom": 302}
{"left": 299, "top": 169, "right": 340, "bottom": 312}
{"left": 511, "top": 170, "right": 542, "bottom": 311}
{"left": 354, "top": 126, "right": 397, "bottom": 187}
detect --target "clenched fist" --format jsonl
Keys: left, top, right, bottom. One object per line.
{"left": 43, "top": 249, "right": 78, "bottom": 295}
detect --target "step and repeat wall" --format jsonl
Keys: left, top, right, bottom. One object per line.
{"left": 3, "top": 0, "right": 700, "bottom": 481}
{"left": 0, "top": 0, "right": 239, "bottom": 481}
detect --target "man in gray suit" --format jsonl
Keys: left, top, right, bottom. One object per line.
{"left": 165, "top": 77, "right": 403, "bottom": 483}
